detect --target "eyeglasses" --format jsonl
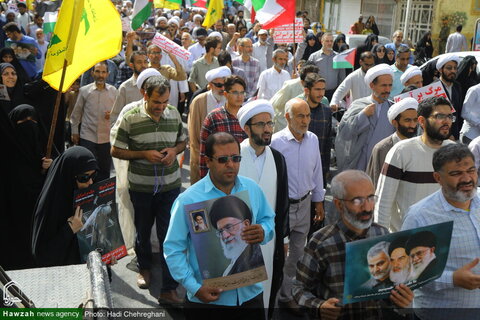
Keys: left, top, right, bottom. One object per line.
{"left": 76, "top": 171, "right": 97, "bottom": 183}
{"left": 430, "top": 113, "right": 456, "bottom": 122}
{"left": 215, "top": 220, "right": 244, "bottom": 237}
{"left": 210, "top": 155, "right": 242, "bottom": 163}
{"left": 339, "top": 195, "right": 378, "bottom": 206}
{"left": 410, "top": 248, "right": 430, "bottom": 260}
{"left": 211, "top": 82, "right": 225, "bottom": 88}
{"left": 228, "top": 91, "right": 246, "bottom": 97}
{"left": 249, "top": 121, "right": 275, "bottom": 128}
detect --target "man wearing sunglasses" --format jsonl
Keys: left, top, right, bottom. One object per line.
{"left": 188, "top": 66, "right": 231, "bottom": 184}
{"left": 376, "top": 97, "right": 454, "bottom": 232}
{"left": 165, "top": 132, "right": 274, "bottom": 318}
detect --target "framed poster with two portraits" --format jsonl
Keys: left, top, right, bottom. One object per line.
{"left": 343, "top": 221, "right": 453, "bottom": 304}
{"left": 184, "top": 190, "right": 267, "bottom": 291}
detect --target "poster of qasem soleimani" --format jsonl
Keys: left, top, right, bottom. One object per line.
{"left": 74, "top": 177, "right": 127, "bottom": 265}
{"left": 185, "top": 191, "right": 267, "bottom": 291}
{"left": 343, "top": 221, "right": 453, "bottom": 304}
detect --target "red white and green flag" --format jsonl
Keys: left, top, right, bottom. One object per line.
{"left": 192, "top": 0, "right": 207, "bottom": 8}
{"left": 236, "top": 0, "right": 295, "bottom": 29}
{"left": 333, "top": 48, "right": 356, "bottom": 69}
{"left": 132, "top": 0, "right": 153, "bottom": 30}
{"left": 43, "top": 11, "right": 57, "bottom": 34}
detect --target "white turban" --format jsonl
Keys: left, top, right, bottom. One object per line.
{"left": 205, "top": 66, "right": 231, "bottom": 83}
{"left": 364, "top": 63, "right": 394, "bottom": 86}
{"left": 156, "top": 16, "right": 167, "bottom": 24}
{"left": 137, "top": 68, "right": 162, "bottom": 90}
{"left": 237, "top": 99, "right": 274, "bottom": 129}
{"left": 193, "top": 14, "right": 202, "bottom": 21}
{"left": 436, "top": 53, "right": 461, "bottom": 70}
{"left": 400, "top": 66, "right": 422, "bottom": 85}
{"left": 168, "top": 18, "right": 179, "bottom": 27}
{"left": 387, "top": 97, "right": 418, "bottom": 123}
{"left": 208, "top": 31, "right": 223, "bottom": 40}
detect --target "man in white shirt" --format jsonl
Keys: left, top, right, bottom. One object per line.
{"left": 257, "top": 49, "right": 291, "bottom": 100}
{"left": 71, "top": 61, "right": 118, "bottom": 182}
{"left": 188, "top": 27, "right": 207, "bottom": 63}
{"left": 252, "top": 29, "right": 274, "bottom": 73}
{"left": 330, "top": 51, "right": 375, "bottom": 110}
{"left": 446, "top": 25, "right": 468, "bottom": 53}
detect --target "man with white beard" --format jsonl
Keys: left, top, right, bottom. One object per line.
{"left": 402, "top": 143, "right": 480, "bottom": 319}
{"left": 209, "top": 195, "right": 265, "bottom": 276}
{"left": 388, "top": 236, "right": 413, "bottom": 285}
{"left": 362, "top": 241, "right": 394, "bottom": 289}
{"left": 293, "top": 170, "right": 414, "bottom": 319}
{"left": 404, "top": 231, "right": 438, "bottom": 281}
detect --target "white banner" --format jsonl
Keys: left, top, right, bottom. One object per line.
{"left": 273, "top": 18, "right": 303, "bottom": 44}
{"left": 151, "top": 32, "right": 191, "bottom": 61}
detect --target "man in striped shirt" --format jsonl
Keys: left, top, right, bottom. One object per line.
{"left": 111, "top": 76, "right": 187, "bottom": 305}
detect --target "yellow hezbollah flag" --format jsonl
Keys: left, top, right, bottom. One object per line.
{"left": 154, "top": 0, "right": 181, "bottom": 10}
{"left": 202, "top": 0, "right": 224, "bottom": 28}
{"left": 43, "top": 0, "right": 122, "bottom": 92}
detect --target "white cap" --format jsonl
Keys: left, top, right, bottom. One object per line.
{"left": 258, "top": 29, "right": 268, "bottom": 35}
{"left": 400, "top": 66, "right": 422, "bottom": 85}
{"left": 436, "top": 53, "right": 461, "bottom": 70}
{"left": 205, "top": 66, "right": 231, "bottom": 83}
{"left": 209, "top": 31, "right": 223, "bottom": 40}
{"left": 137, "top": 68, "right": 162, "bottom": 90}
{"left": 237, "top": 99, "right": 274, "bottom": 130}
{"left": 167, "top": 18, "right": 179, "bottom": 27}
{"left": 387, "top": 97, "right": 419, "bottom": 123}
{"left": 364, "top": 63, "right": 394, "bottom": 86}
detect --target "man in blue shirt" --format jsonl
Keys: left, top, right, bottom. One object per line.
{"left": 402, "top": 143, "right": 480, "bottom": 319}
{"left": 164, "top": 132, "right": 275, "bottom": 319}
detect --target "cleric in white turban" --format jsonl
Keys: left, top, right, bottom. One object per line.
{"left": 237, "top": 99, "right": 274, "bottom": 129}
{"left": 436, "top": 54, "right": 461, "bottom": 70}
{"left": 136, "top": 68, "right": 162, "bottom": 90}
{"left": 205, "top": 66, "right": 231, "bottom": 83}
{"left": 400, "top": 66, "right": 423, "bottom": 87}
{"left": 387, "top": 97, "right": 419, "bottom": 123}
{"left": 364, "top": 63, "right": 394, "bottom": 86}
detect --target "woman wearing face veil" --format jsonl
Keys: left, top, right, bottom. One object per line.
{"left": 32, "top": 146, "right": 98, "bottom": 267}
{"left": 6, "top": 105, "right": 53, "bottom": 269}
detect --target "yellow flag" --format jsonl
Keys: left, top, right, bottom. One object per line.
{"left": 203, "top": 0, "right": 224, "bottom": 28}
{"left": 42, "top": 0, "right": 122, "bottom": 92}
{"left": 154, "top": 0, "right": 181, "bottom": 10}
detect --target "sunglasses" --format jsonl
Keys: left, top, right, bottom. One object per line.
{"left": 76, "top": 171, "right": 97, "bottom": 183}
{"left": 211, "top": 82, "right": 224, "bottom": 88}
{"left": 210, "top": 155, "right": 242, "bottom": 163}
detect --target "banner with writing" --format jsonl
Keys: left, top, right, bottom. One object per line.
{"left": 152, "top": 32, "right": 191, "bottom": 61}
{"left": 393, "top": 81, "right": 448, "bottom": 104}
{"left": 273, "top": 18, "right": 303, "bottom": 44}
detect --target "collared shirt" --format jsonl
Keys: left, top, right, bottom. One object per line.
{"left": 70, "top": 82, "right": 118, "bottom": 144}
{"left": 232, "top": 56, "right": 260, "bottom": 98}
{"left": 257, "top": 67, "right": 291, "bottom": 100}
{"left": 308, "top": 99, "right": 333, "bottom": 174}
{"left": 110, "top": 75, "right": 143, "bottom": 125}
{"left": 112, "top": 102, "right": 187, "bottom": 193}
{"left": 402, "top": 190, "right": 480, "bottom": 318}
{"left": 390, "top": 64, "right": 411, "bottom": 98}
{"left": 307, "top": 48, "right": 346, "bottom": 91}
{"left": 188, "top": 42, "right": 206, "bottom": 64}
{"left": 252, "top": 40, "right": 272, "bottom": 73}
{"left": 271, "top": 127, "right": 325, "bottom": 201}
{"left": 292, "top": 219, "right": 390, "bottom": 319}
{"left": 164, "top": 175, "right": 275, "bottom": 306}
{"left": 199, "top": 106, "right": 248, "bottom": 178}
{"left": 330, "top": 67, "right": 371, "bottom": 107}
{"left": 188, "top": 56, "right": 220, "bottom": 89}
{"left": 206, "top": 90, "right": 226, "bottom": 114}
{"left": 446, "top": 32, "right": 468, "bottom": 53}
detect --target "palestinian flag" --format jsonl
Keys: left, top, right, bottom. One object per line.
{"left": 43, "top": 11, "right": 57, "bottom": 34}
{"left": 132, "top": 0, "right": 153, "bottom": 30}
{"left": 333, "top": 48, "right": 356, "bottom": 69}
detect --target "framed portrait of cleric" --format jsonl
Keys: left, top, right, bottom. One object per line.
{"left": 184, "top": 190, "right": 267, "bottom": 291}
{"left": 189, "top": 209, "right": 210, "bottom": 233}
{"left": 343, "top": 221, "right": 453, "bottom": 304}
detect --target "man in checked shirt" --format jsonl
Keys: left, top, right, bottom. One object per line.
{"left": 293, "top": 170, "right": 413, "bottom": 319}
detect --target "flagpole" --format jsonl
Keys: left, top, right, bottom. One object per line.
{"left": 45, "top": 59, "right": 68, "bottom": 158}
{"left": 293, "top": 15, "right": 296, "bottom": 76}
